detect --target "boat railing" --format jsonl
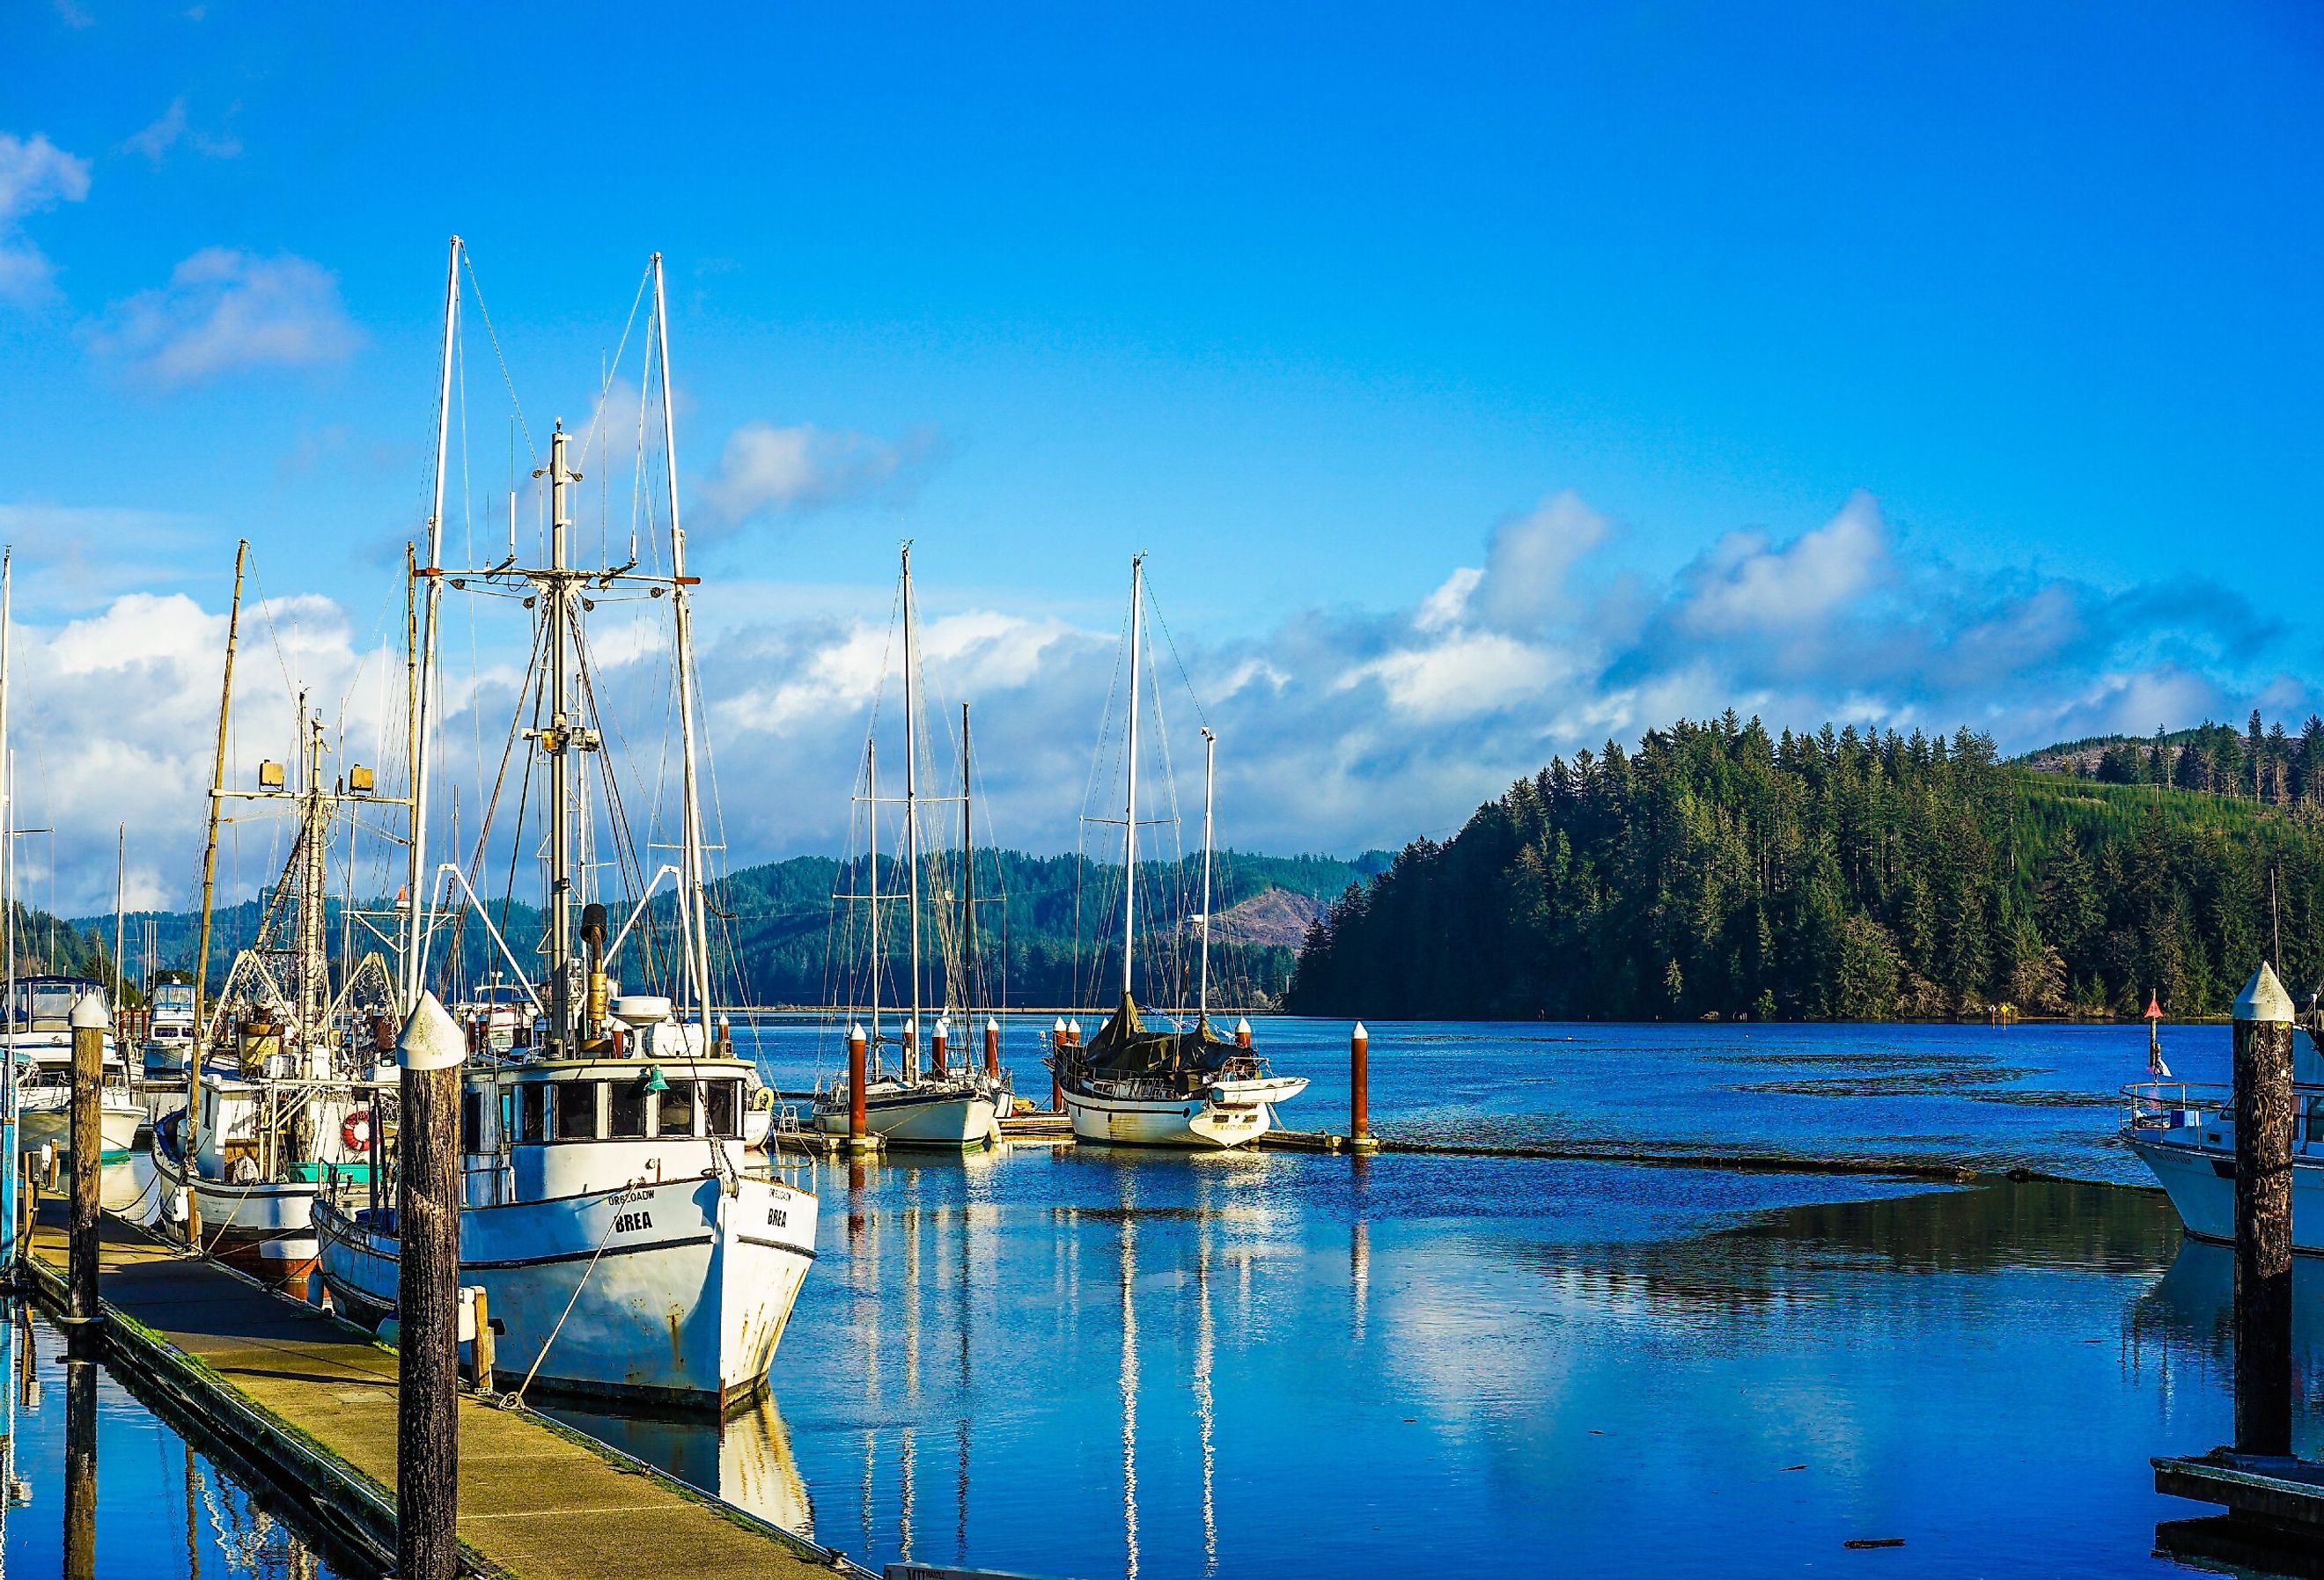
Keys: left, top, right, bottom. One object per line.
{"left": 2121, "top": 1080, "right": 2231, "bottom": 1131}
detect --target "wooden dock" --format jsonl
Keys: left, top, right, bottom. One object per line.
{"left": 2154, "top": 1451, "right": 2324, "bottom": 1576}
{"left": 20, "top": 1205, "right": 872, "bottom": 1579}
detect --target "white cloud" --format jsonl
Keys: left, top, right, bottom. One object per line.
{"left": 0, "top": 131, "right": 91, "bottom": 304}
{"left": 700, "top": 422, "right": 940, "bottom": 524}
{"left": 1676, "top": 489, "right": 1889, "bottom": 636}
{"left": 93, "top": 248, "right": 359, "bottom": 387}
{"left": 121, "top": 98, "right": 240, "bottom": 165}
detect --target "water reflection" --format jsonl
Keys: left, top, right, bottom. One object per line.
{"left": 548, "top": 1395, "right": 818, "bottom": 1535}
{"left": 1, "top": 1304, "right": 353, "bottom": 1577}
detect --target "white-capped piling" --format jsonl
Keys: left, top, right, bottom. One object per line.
{"left": 847, "top": 1023, "right": 870, "bottom": 1147}
{"left": 2233, "top": 961, "right": 2296, "bottom": 1456}
{"left": 396, "top": 991, "right": 467, "bottom": 1580}
{"left": 67, "top": 992, "right": 107, "bottom": 1329}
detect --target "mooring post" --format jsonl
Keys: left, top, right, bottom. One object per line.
{"left": 63, "top": 1345, "right": 95, "bottom": 1580}
{"left": 1235, "top": 1017, "right": 1252, "bottom": 1050}
{"left": 67, "top": 992, "right": 107, "bottom": 1328}
{"left": 2232, "top": 960, "right": 2296, "bottom": 1458}
{"left": 1350, "top": 1021, "right": 1372, "bottom": 1149}
{"left": 1050, "top": 1018, "right": 1066, "bottom": 1112}
{"left": 932, "top": 1016, "right": 949, "bottom": 1077}
{"left": 467, "top": 1284, "right": 495, "bottom": 1393}
{"left": 984, "top": 1016, "right": 1000, "bottom": 1084}
{"left": 847, "top": 1022, "right": 870, "bottom": 1149}
{"left": 396, "top": 991, "right": 467, "bottom": 1580}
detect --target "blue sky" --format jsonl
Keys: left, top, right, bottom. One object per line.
{"left": 1, "top": 2, "right": 2320, "bottom": 910}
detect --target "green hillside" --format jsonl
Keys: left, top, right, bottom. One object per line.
{"left": 1286, "top": 714, "right": 2324, "bottom": 1021}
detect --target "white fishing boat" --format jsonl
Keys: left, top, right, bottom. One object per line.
{"left": 2122, "top": 962, "right": 2324, "bottom": 1252}
{"left": 811, "top": 546, "right": 999, "bottom": 1150}
{"left": 317, "top": 243, "right": 818, "bottom": 1409}
{"left": 1055, "top": 557, "right": 1306, "bottom": 1150}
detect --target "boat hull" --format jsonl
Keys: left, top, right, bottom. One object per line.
{"left": 813, "top": 1089, "right": 998, "bottom": 1148}
{"left": 148, "top": 1134, "right": 331, "bottom": 1286}
{"left": 19, "top": 1101, "right": 145, "bottom": 1164}
{"left": 318, "top": 1172, "right": 819, "bottom": 1410}
{"left": 1061, "top": 1086, "right": 1271, "bottom": 1149}
{"left": 2127, "top": 1131, "right": 2324, "bottom": 1253}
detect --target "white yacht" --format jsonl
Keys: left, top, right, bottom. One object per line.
{"left": 6, "top": 974, "right": 146, "bottom": 1165}
{"left": 1055, "top": 558, "right": 1306, "bottom": 1150}
{"left": 2122, "top": 962, "right": 2324, "bottom": 1251}
{"left": 317, "top": 246, "right": 820, "bottom": 1409}
{"left": 139, "top": 980, "right": 199, "bottom": 1078}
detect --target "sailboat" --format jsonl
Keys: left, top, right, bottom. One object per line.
{"left": 813, "top": 546, "right": 999, "bottom": 1149}
{"left": 150, "top": 685, "right": 398, "bottom": 1287}
{"left": 316, "top": 243, "right": 817, "bottom": 1410}
{"left": 1054, "top": 556, "right": 1306, "bottom": 1149}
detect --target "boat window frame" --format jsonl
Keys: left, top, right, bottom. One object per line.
{"left": 518, "top": 1082, "right": 547, "bottom": 1143}
{"left": 608, "top": 1077, "right": 648, "bottom": 1139}
{"left": 705, "top": 1079, "right": 740, "bottom": 1140}
{"left": 554, "top": 1079, "right": 600, "bottom": 1142}
{"left": 652, "top": 1079, "right": 697, "bottom": 1139}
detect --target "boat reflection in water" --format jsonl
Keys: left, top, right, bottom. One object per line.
{"left": 546, "top": 1393, "right": 817, "bottom": 1538}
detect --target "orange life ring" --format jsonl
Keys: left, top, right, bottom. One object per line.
{"left": 342, "top": 1109, "right": 373, "bottom": 1153}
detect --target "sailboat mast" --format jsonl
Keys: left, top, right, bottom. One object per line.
{"left": 405, "top": 236, "right": 460, "bottom": 1014}
{"left": 961, "top": 702, "right": 974, "bottom": 1019}
{"left": 300, "top": 709, "right": 329, "bottom": 1069}
{"left": 655, "top": 254, "right": 715, "bottom": 1027}
{"left": 113, "top": 827, "right": 124, "bottom": 1019}
{"left": 190, "top": 540, "right": 246, "bottom": 1234}
{"left": 1198, "top": 728, "right": 1215, "bottom": 1024}
{"left": 541, "top": 423, "right": 579, "bottom": 1052}
{"left": 1121, "top": 555, "right": 1144, "bottom": 1002}
{"left": 867, "top": 739, "right": 881, "bottom": 1060}
{"left": 902, "top": 546, "right": 923, "bottom": 1063}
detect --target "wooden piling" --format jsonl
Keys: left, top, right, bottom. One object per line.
{"left": 1350, "top": 1021, "right": 1371, "bottom": 1146}
{"left": 68, "top": 991, "right": 107, "bottom": 1326}
{"left": 467, "top": 1285, "right": 495, "bottom": 1393}
{"left": 1051, "top": 1018, "right": 1066, "bottom": 1112}
{"left": 395, "top": 992, "right": 467, "bottom": 1580}
{"left": 2232, "top": 961, "right": 2296, "bottom": 1457}
{"left": 984, "top": 1016, "right": 1000, "bottom": 1083}
{"left": 847, "top": 1022, "right": 870, "bottom": 1147}
{"left": 932, "top": 1016, "right": 948, "bottom": 1077}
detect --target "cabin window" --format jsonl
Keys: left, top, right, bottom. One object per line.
{"left": 518, "top": 1084, "right": 546, "bottom": 1143}
{"left": 706, "top": 1080, "right": 740, "bottom": 1139}
{"left": 2307, "top": 1099, "right": 2324, "bottom": 1144}
{"left": 555, "top": 1080, "right": 599, "bottom": 1141}
{"left": 654, "top": 1081, "right": 695, "bottom": 1138}
{"left": 460, "top": 1091, "right": 482, "bottom": 1153}
{"left": 609, "top": 1080, "right": 647, "bottom": 1138}
{"left": 499, "top": 1091, "right": 517, "bottom": 1143}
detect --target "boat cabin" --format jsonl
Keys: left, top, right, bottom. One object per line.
{"left": 460, "top": 1054, "right": 756, "bottom": 1208}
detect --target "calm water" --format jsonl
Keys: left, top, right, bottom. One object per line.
{"left": 0, "top": 1304, "right": 353, "bottom": 1578}
{"left": 25, "top": 1018, "right": 2293, "bottom": 1577}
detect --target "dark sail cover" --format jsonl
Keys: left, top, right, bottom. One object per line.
{"left": 1072, "top": 992, "right": 1250, "bottom": 1090}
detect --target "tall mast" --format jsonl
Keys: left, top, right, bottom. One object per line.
{"left": 299, "top": 706, "right": 329, "bottom": 1071}
{"left": 1121, "top": 555, "right": 1144, "bottom": 1003}
{"left": 405, "top": 235, "right": 460, "bottom": 1014}
{"left": 866, "top": 739, "right": 880, "bottom": 1058}
{"left": 901, "top": 545, "right": 923, "bottom": 1064}
{"left": 112, "top": 827, "right": 124, "bottom": 1020}
{"left": 1198, "top": 727, "right": 1215, "bottom": 1025}
{"left": 654, "top": 254, "right": 714, "bottom": 1026}
{"left": 961, "top": 702, "right": 974, "bottom": 1018}
{"left": 403, "top": 541, "right": 417, "bottom": 992}
{"left": 189, "top": 541, "right": 246, "bottom": 1238}
{"left": 537, "top": 423, "right": 580, "bottom": 1052}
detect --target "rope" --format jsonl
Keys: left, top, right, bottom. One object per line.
{"left": 501, "top": 1202, "right": 623, "bottom": 1407}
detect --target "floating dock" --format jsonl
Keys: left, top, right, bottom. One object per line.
{"left": 2154, "top": 1451, "right": 2324, "bottom": 1576}
{"left": 19, "top": 1204, "right": 871, "bottom": 1579}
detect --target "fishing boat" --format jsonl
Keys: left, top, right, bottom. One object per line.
{"left": 1055, "top": 557, "right": 1306, "bottom": 1150}
{"left": 316, "top": 244, "right": 817, "bottom": 1410}
{"left": 149, "top": 677, "right": 399, "bottom": 1287}
{"left": 2122, "top": 962, "right": 2324, "bottom": 1251}
{"left": 812, "top": 546, "right": 999, "bottom": 1150}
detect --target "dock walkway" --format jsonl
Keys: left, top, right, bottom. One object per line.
{"left": 23, "top": 1207, "right": 864, "bottom": 1580}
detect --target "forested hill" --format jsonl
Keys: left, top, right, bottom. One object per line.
{"left": 78, "top": 849, "right": 1390, "bottom": 1011}
{"left": 1284, "top": 715, "right": 2324, "bottom": 1022}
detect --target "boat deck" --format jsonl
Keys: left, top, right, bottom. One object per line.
{"left": 22, "top": 1203, "right": 865, "bottom": 1579}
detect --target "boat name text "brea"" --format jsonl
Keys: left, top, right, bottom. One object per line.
{"left": 613, "top": 1210, "right": 653, "bottom": 1234}
{"left": 766, "top": 1206, "right": 788, "bottom": 1229}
